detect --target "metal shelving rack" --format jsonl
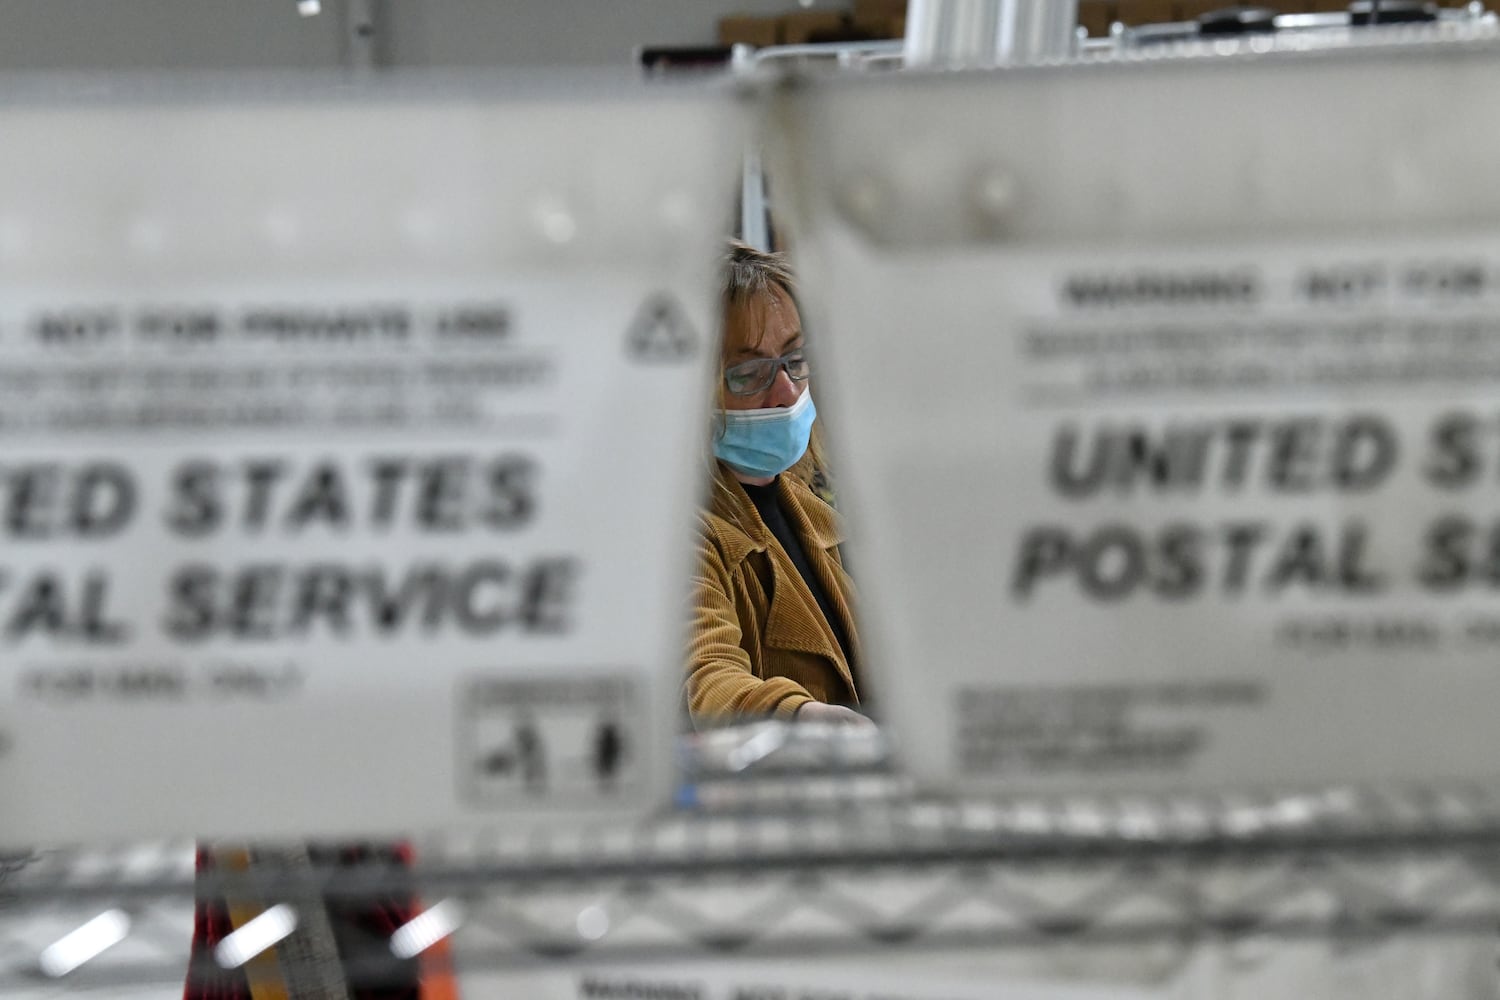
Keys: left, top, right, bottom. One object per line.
{"left": 6, "top": 724, "right": 1500, "bottom": 993}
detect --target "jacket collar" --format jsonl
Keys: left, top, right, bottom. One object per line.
{"left": 707, "top": 462, "right": 844, "bottom": 565}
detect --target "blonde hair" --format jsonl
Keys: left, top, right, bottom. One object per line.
{"left": 723, "top": 239, "right": 797, "bottom": 310}
{"left": 714, "top": 241, "right": 832, "bottom": 501}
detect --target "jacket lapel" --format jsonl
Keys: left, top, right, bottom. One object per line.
{"left": 762, "top": 552, "right": 846, "bottom": 664}
{"left": 710, "top": 466, "right": 856, "bottom": 686}
{"left": 775, "top": 476, "right": 861, "bottom": 682}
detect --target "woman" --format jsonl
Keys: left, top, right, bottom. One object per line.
{"left": 685, "top": 242, "right": 869, "bottom": 727}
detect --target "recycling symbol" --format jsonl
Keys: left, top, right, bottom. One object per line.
{"left": 626, "top": 292, "right": 698, "bottom": 363}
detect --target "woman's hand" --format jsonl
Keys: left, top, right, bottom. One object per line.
{"left": 794, "top": 702, "right": 875, "bottom": 728}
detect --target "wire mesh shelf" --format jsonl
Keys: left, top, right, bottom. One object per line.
{"left": 4, "top": 722, "right": 1500, "bottom": 993}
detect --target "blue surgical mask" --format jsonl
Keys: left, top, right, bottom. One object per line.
{"left": 714, "top": 390, "right": 816, "bottom": 480}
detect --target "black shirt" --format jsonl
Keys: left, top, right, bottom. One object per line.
{"left": 741, "top": 479, "right": 855, "bottom": 675}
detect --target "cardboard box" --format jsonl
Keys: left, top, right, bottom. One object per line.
{"left": 851, "top": 13, "right": 908, "bottom": 37}
{"left": 718, "top": 15, "right": 780, "bottom": 47}
{"left": 1116, "top": 0, "right": 1179, "bottom": 23}
{"left": 1178, "top": 0, "right": 1231, "bottom": 18}
{"left": 1077, "top": 0, "right": 1116, "bottom": 35}
{"left": 854, "top": 0, "right": 908, "bottom": 18}
{"left": 779, "top": 9, "right": 854, "bottom": 44}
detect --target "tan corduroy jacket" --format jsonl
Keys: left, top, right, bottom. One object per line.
{"left": 686, "top": 461, "right": 862, "bottom": 726}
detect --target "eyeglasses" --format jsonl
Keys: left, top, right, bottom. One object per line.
{"left": 723, "top": 350, "right": 810, "bottom": 397}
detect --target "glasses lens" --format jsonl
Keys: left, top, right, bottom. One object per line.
{"left": 784, "top": 353, "right": 810, "bottom": 380}
{"left": 724, "top": 358, "right": 774, "bottom": 396}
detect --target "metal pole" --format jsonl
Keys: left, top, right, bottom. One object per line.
{"left": 903, "top": 0, "right": 946, "bottom": 67}
{"left": 997, "top": 0, "right": 1079, "bottom": 62}
{"left": 741, "top": 149, "right": 770, "bottom": 252}
{"left": 340, "top": 0, "right": 381, "bottom": 72}
{"left": 904, "top": 0, "right": 1078, "bottom": 67}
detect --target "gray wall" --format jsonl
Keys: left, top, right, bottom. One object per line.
{"left": 0, "top": 0, "right": 344, "bottom": 69}
{"left": 386, "top": 0, "right": 840, "bottom": 68}
{"left": 0, "top": 0, "right": 847, "bottom": 71}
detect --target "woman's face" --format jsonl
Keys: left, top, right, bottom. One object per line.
{"left": 720, "top": 285, "right": 806, "bottom": 412}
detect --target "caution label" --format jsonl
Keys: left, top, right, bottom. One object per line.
{"left": 626, "top": 293, "right": 699, "bottom": 363}
{"left": 813, "top": 230, "right": 1500, "bottom": 797}
{"left": 0, "top": 85, "right": 741, "bottom": 843}
{"left": 459, "top": 675, "right": 640, "bottom": 805}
